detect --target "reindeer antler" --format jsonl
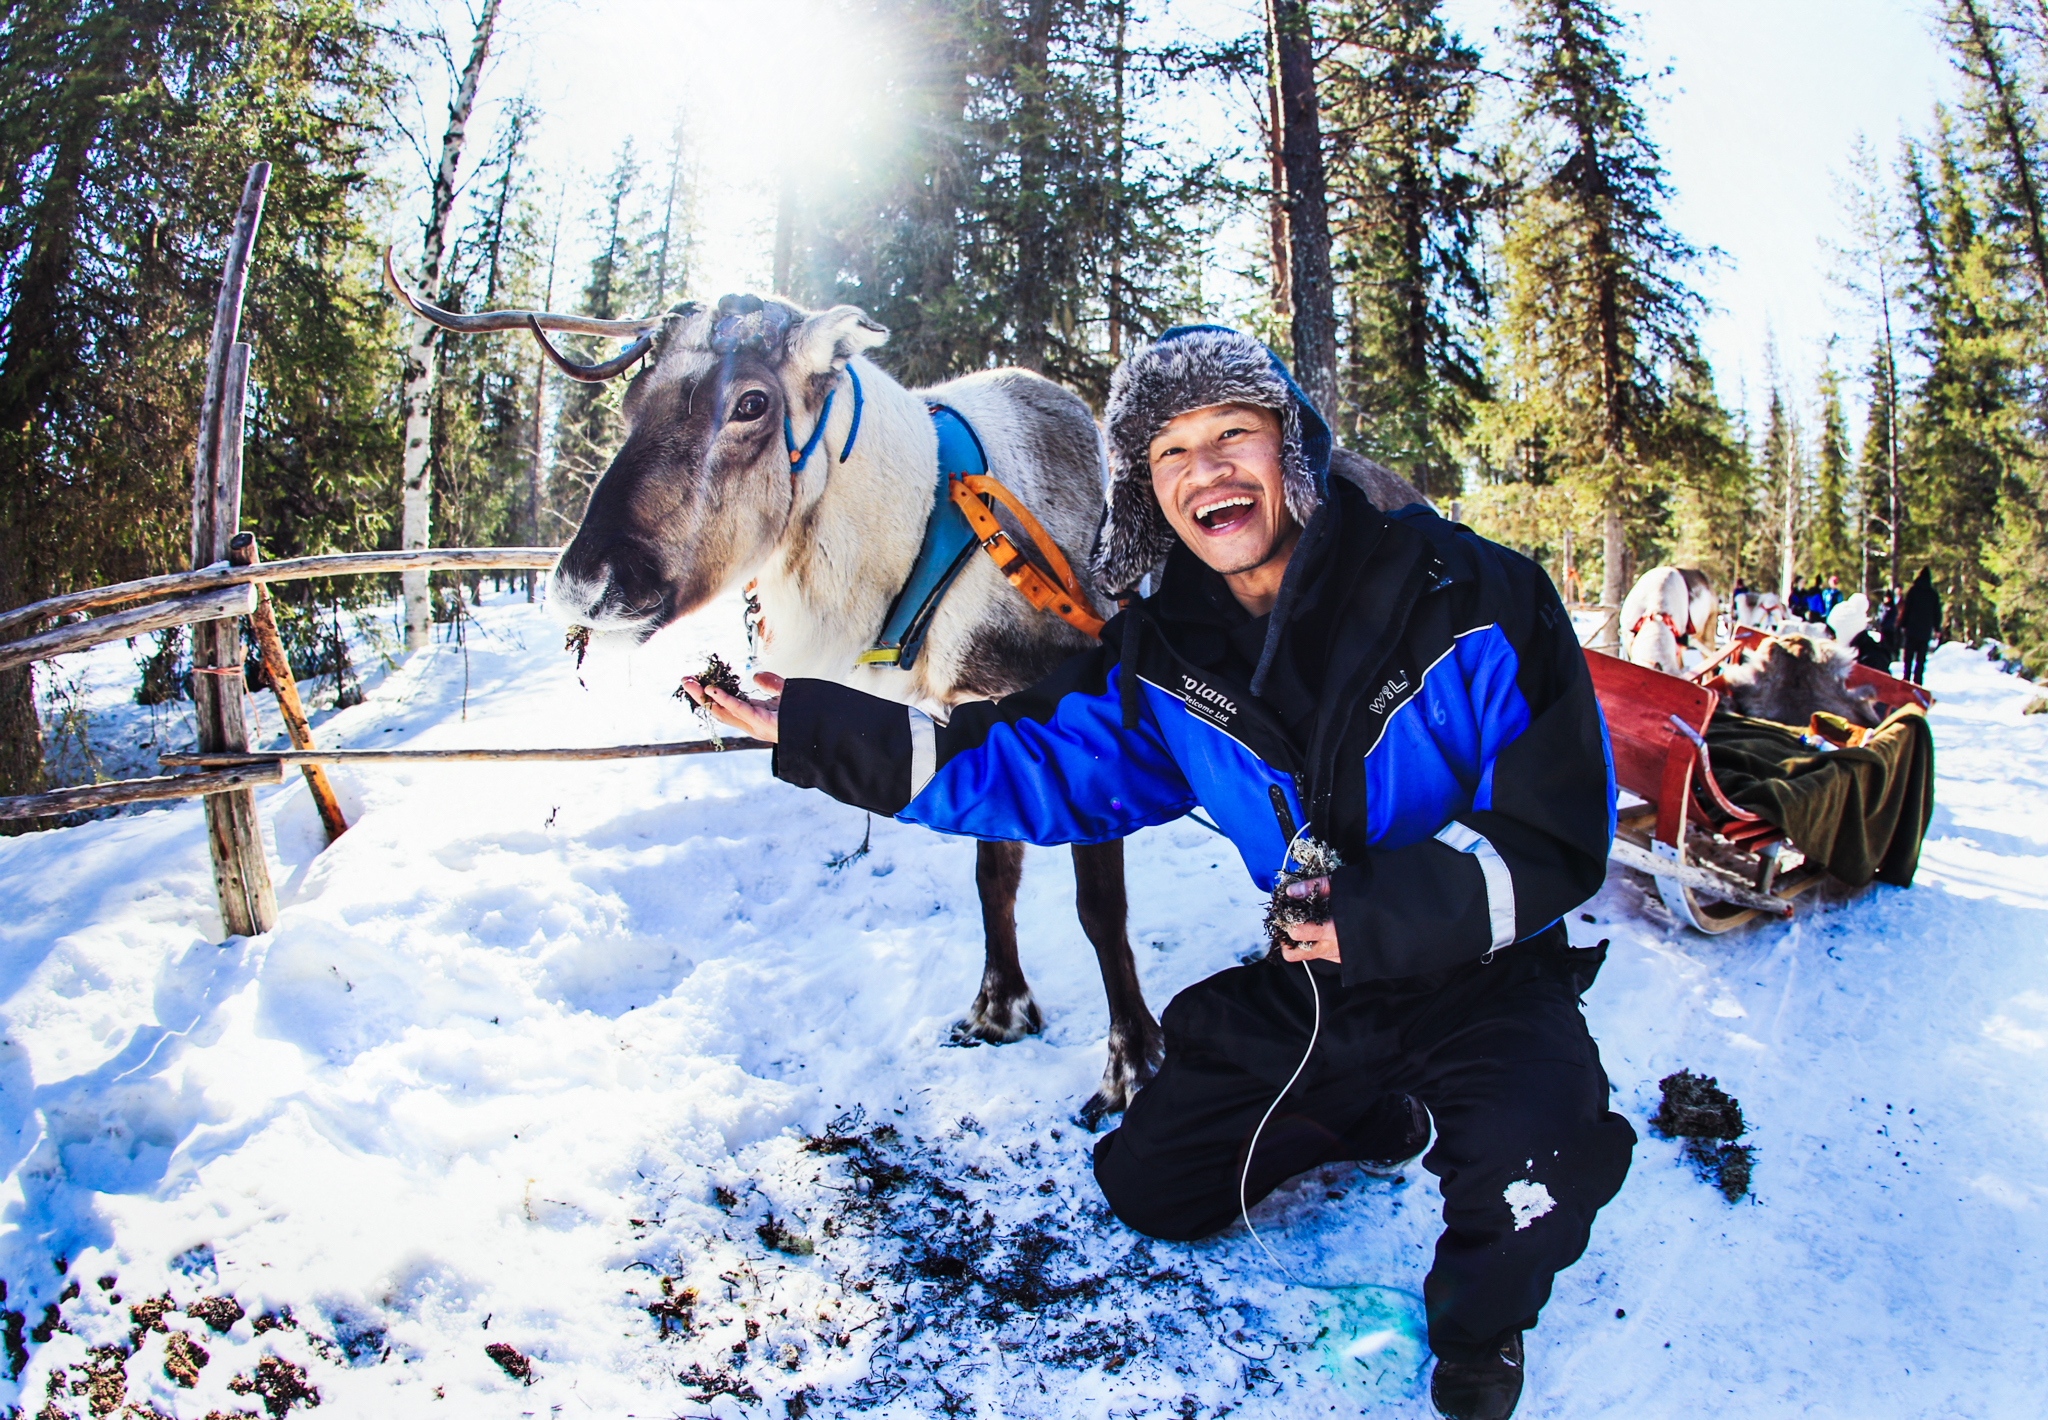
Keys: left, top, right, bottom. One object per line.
{"left": 383, "top": 248, "right": 662, "bottom": 381}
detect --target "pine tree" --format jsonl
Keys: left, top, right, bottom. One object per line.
{"left": 781, "top": 0, "right": 1216, "bottom": 404}
{"left": 0, "top": 0, "right": 399, "bottom": 805}
{"left": 1834, "top": 136, "right": 1912, "bottom": 590}
{"left": 1946, "top": 0, "right": 2048, "bottom": 304}
{"left": 550, "top": 142, "right": 646, "bottom": 522}
{"left": 433, "top": 97, "right": 549, "bottom": 588}
{"left": 1661, "top": 362, "right": 1752, "bottom": 587}
{"left": 1806, "top": 361, "right": 1857, "bottom": 586}
{"left": 1855, "top": 340, "right": 1906, "bottom": 600}
{"left": 1901, "top": 122, "right": 2026, "bottom": 641}
{"left": 1318, "top": 0, "right": 1491, "bottom": 499}
{"left": 1756, "top": 384, "right": 1798, "bottom": 598}
{"left": 1497, "top": 0, "right": 1706, "bottom": 608}
{"left": 1941, "top": 0, "right": 2048, "bottom": 662}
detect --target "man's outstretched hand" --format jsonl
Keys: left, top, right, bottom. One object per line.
{"left": 681, "top": 671, "right": 784, "bottom": 744}
{"left": 1279, "top": 875, "right": 1341, "bottom": 964}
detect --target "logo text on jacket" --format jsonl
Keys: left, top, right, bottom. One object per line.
{"left": 1178, "top": 675, "right": 1238, "bottom": 728}
{"left": 1368, "top": 670, "right": 1412, "bottom": 717}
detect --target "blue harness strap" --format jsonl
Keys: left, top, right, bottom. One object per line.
{"left": 783, "top": 364, "right": 863, "bottom": 475}
{"left": 858, "top": 403, "right": 989, "bottom": 670}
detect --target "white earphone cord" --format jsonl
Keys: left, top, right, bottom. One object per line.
{"left": 1240, "top": 822, "right": 1327, "bottom": 1281}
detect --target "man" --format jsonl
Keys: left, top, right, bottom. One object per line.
{"left": 1901, "top": 567, "right": 1941, "bottom": 684}
{"left": 688, "top": 327, "right": 1634, "bottom": 1420}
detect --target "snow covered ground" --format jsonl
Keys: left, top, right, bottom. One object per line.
{"left": 2, "top": 590, "right": 2045, "bottom": 1418}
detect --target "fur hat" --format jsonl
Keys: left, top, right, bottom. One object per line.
{"left": 1091, "top": 326, "right": 1329, "bottom": 595}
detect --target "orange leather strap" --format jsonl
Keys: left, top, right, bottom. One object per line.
{"left": 948, "top": 473, "right": 1106, "bottom": 640}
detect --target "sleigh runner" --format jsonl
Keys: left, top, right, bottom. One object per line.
{"left": 1588, "top": 646, "right": 1936, "bottom": 934}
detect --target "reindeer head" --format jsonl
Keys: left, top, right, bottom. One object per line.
{"left": 386, "top": 255, "right": 887, "bottom": 640}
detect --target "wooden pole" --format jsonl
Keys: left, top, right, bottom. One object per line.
{"left": 0, "top": 583, "right": 257, "bottom": 675}
{"left": 0, "top": 765, "right": 285, "bottom": 822}
{"left": 192, "top": 181, "right": 278, "bottom": 938}
{"left": 229, "top": 533, "right": 348, "bottom": 844}
{"left": 160, "top": 739, "right": 772, "bottom": 768}
{"left": 0, "top": 548, "right": 561, "bottom": 637}
{"left": 192, "top": 165, "right": 270, "bottom": 569}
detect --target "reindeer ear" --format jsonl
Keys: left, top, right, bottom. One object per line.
{"left": 796, "top": 305, "right": 889, "bottom": 374}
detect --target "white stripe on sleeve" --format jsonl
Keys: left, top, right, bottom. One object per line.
{"left": 907, "top": 707, "right": 937, "bottom": 799}
{"left": 1435, "top": 820, "right": 1517, "bottom": 955}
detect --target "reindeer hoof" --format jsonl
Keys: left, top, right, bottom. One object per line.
{"left": 946, "top": 990, "right": 1042, "bottom": 1046}
{"left": 1074, "top": 1020, "right": 1164, "bottom": 1130}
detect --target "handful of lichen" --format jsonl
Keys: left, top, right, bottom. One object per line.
{"left": 1262, "top": 835, "right": 1343, "bottom": 955}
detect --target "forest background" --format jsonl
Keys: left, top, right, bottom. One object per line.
{"left": 2, "top": 0, "right": 2045, "bottom": 810}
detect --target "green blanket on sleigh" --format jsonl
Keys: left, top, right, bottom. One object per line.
{"left": 1701, "top": 705, "right": 1936, "bottom": 889}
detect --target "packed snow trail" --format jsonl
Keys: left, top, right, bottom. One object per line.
{"left": 1, "top": 590, "right": 2044, "bottom": 1417}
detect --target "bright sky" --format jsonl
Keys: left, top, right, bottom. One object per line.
{"left": 403, "top": 0, "right": 1960, "bottom": 433}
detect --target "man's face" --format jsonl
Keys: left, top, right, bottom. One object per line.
{"left": 1147, "top": 403, "right": 1298, "bottom": 580}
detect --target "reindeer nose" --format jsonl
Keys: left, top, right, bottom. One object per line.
{"left": 556, "top": 534, "right": 668, "bottom": 621}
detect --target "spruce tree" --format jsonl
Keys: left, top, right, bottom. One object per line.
{"left": 1901, "top": 123, "right": 2026, "bottom": 641}
{"left": 0, "top": 0, "right": 399, "bottom": 805}
{"left": 1941, "top": 0, "right": 2048, "bottom": 662}
{"left": 1834, "top": 136, "right": 1911, "bottom": 590}
{"left": 1856, "top": 340, "right": 1906, "bottom": 600}
{"left": 1756, "top": 384, "right": 1797, "bottom": 598}
{"left": 1497, "top": 0, "right": 1706, "bottom": 608}
{"left": 1807, "top": 362, "right": 1857, "bottom": 587}
{"left": 549, "top": 142, "right": 646, "bottom": 522}
{"left": 1318, "top": 0, "right": 1491, "bottom": 499}
{"left": 780, "top": 0, "right": 1216, "bottom": 404}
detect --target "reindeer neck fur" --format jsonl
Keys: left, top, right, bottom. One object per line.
{"left": 745, "top": 356, "right": 938, "bottom": 701}
{"left": 746, "top": 363, "right": 1109, "bottom": 714}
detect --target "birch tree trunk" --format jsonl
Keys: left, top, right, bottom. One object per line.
{"left": 528, "top": 203, "right": 560, "bottom": 602}
{"left": 399, "top": 0, "right": 499, "bottom": 653}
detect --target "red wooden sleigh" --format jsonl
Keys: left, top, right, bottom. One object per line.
{"left": 1586, "top": 632, "right": 1933, "bottom": 933}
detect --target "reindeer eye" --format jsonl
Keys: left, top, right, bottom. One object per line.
{"left": 730, "top": 390, "right": 771, "bottom": 423}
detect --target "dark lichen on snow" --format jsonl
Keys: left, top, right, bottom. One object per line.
{"left": 1651, "top": 1070, "right": 1754, "bottom": 1201}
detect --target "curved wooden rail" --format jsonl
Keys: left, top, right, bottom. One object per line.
{"left": 0, "top": 547, "right": 562, "bottom": 639}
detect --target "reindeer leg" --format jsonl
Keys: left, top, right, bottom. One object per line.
{"left": 950, "top": 839, "right": 1043, "bottom": 1045}
{"left": 1070, "top": 838, "right": 1163, "bottom": 1129}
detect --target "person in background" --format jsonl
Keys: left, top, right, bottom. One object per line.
{"left": 1875, "top": 590, "right": 1901, "bottom": 672}
{"left": 1828, "top": 593, "right": 1883, "bottom": 666}
{"left": 1901, "top": 568, "right": 1941, "bottom": 684}
{"left": 1818, "top": 573, "right": 1844, "bottom": 617}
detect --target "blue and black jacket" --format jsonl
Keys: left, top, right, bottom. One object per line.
{"left": 774, "top": 374, "right": 1614, "bottom": 988}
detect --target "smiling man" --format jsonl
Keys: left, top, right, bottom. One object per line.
{"left": 688, "top": 325, "right": 1633, "bottom": 1420}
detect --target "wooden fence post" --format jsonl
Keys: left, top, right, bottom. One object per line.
{"left": 229, "top": 532, "right": 349, "bottom": 844}
{"left": 192, "top": 163, "right": 278, "bottom": 937}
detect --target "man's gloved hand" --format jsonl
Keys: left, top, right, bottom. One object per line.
{"left": 1280, "top": 876, "right": 1341, "bottom": 964}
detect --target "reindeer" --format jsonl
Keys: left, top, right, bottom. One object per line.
{"left": 386, "top": 265, "right": 1156, "bottom": 1122}
{"left": 1622, "top": 565, "right": 1719, "bottom": 674}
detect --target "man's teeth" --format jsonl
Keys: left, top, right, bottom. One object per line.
{"left": 1195, "top": 496, "right": 1254, "bottom": 524}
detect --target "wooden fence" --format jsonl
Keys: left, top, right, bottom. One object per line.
{"left": 0, "top": 163, "right": 759, "bottom": 936}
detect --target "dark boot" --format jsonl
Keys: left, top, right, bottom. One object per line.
{"left": 1430, "top": 1329, "right": 1523, "bottom": 1420}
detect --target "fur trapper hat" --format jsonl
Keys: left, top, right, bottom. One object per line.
{"left": 1091, "top": 326, "right": 1330, "bottom": 596}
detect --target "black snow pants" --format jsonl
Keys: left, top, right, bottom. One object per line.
{"left": 1092, "top": 924, "right": 1635, "bottom": 1361}
{"left": 1902, "top": 632, "right": 1932, "bottom": 684}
